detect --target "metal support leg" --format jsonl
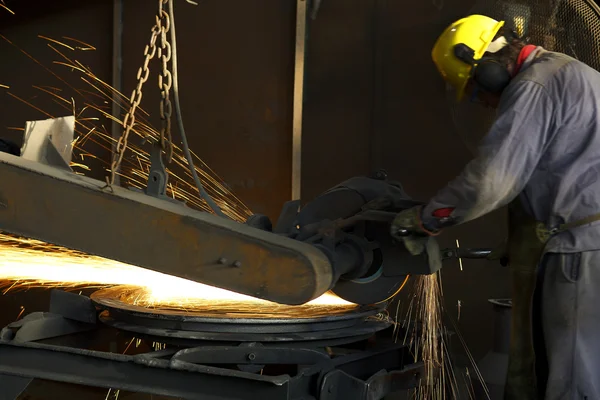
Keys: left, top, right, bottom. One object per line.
{"left": 0, "top": 375, "right": 32, "bottom": 400}
{"left": 292, "top": 0, "right": 307, "bottom": 201}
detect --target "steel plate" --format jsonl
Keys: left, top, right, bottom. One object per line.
{"left": 98, "top": 311, "right": 391, "bottom": 344}
{"left": 91, "top": 286, "right": 389, "bottom": 340}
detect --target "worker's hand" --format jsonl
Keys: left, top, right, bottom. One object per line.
{"left": 390, "top": 206, "right": 439, "bottom": 255}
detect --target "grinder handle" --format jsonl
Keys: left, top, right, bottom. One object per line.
{"left": 441, "top": 247, "right": 508, "bottom": 266}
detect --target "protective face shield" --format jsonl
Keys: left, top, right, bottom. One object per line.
{"left": 446, "top": 85, "right": 498, "bottom": 155}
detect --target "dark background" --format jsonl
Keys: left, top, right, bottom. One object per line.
{"left": 0, "top": 0, "right": 512, "bottom": 397}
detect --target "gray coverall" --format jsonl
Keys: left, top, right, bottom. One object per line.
{"left": 421, "top": 47, "right": 600, "bottom": 399}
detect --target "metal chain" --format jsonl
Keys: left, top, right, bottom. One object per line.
{"left": 109, "top": 0, "right": 173, "bottom": 185}
{"left": 158, "top": 1, "right": 174, "bottom": 162}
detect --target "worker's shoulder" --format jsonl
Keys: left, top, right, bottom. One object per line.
{"left": 516, "top": 51, "right": 573, "bottom": 85}
{"left": 516, "top": 50, "right": 596, "bottom": 89}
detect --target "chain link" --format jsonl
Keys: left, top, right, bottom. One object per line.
{"left": 158, "top": 2, "right": 174, "bottom": 163}
{"left": 109, "top": 0, "right": 173, "bottom": 185}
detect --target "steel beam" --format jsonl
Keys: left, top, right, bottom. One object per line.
{"left": 0, "top": 152, "right": 332, "bottom": 305}
{"left": 0, "top": 340, "right": 291, "bottom": 400}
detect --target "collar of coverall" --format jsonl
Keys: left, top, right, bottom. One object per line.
{"left": 513, "top": 44, "right": 540, "bottom": 76}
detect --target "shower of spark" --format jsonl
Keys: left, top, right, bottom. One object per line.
{"left": 0, "top": 33, "right": 252, "bottom": 222}
{"left": 389, "top": 273, "right": 490, "bottom": 399}
{"left": 0, "top": 232, "right": 353, "bottom": 310}
{"left": 411, "top": 274, "right": 460, "bottom": 398}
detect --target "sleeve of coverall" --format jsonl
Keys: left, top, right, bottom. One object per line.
{"left": 421, "top": 80, "right": 555, "bottom": 228}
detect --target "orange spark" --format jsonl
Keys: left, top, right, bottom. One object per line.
{"left": 0, "top": 3, "right": 14, "bottom": 14}
{"left": 62, "top": 36, "right": 96, "bottom": 51}
{"left": 38, "top": 35, "right": 75, "bottom": 51}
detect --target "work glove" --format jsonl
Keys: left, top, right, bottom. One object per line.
{"left": 390, "top": 206, "right": 439, "bottom": 255}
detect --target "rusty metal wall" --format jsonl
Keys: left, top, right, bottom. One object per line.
{"left": 121, "top": 0, "right": 296, "bottom": 221}
{"left": 303, "top": 0, "right": 510, "bottom": 360}
{"left": 301, "top": 1, "right": 375, "bottom": 199}
{"left": 0, "top": 0, "right": 113, "bottom": 181}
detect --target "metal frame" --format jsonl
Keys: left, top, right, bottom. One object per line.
{"left": 0, "top": 290, "right": 425, "bottom": 400}
{"left": 0, "top": 151, "right": 333, "bottom": 305}
{"left": 0, "top": 338, "right": 423, "bottom": 400}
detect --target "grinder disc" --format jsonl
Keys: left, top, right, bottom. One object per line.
{"left": 331, "top": 269, "right": 409, "bottom": 305}
{"left": 331, "top": 219, "right": 414, "bottom": 305}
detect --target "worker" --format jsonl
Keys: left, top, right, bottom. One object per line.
{"left": 390, "top": 15, "right": 600, "bottom": 400}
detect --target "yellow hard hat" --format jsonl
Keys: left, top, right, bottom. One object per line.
{"left": 432, "top": 15, "right": 505, "bottom": 101}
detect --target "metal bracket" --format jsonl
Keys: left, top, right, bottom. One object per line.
{"left": 21, "top": 116, "right": 74, "bottom": 172}
{"left": 49, "top": 290, "right": 98, "bottom": 324}
{"left": 2, "top": 312, "right": 96, "bottom": 343}
{"left": 319, "top": 362, "right": 425, "bottom": 400}
{"left": 273, "top": 200, "right": 301, "bottom": 234}
{"left": 172, "top": 344, "right": 332, "bottom": 368}
{"left": 145, "top": 141, "right": 169, "bottom": 198}
{"left": 0, "top": 375, "right": 32, "bottom": 400}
